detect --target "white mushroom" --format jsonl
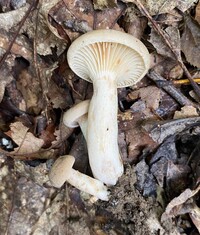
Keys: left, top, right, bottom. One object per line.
{"left": 67, "top": 29, "right": 150, "bottom": 185}
{"left": 49, "top": 155, "right": 109, "bottom": 201}
{"left": 63, "top": 100, "right": 90, "bottom": 138}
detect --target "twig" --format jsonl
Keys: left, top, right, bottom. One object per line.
{"left": 148, "top": 70, "right": 195, "bottom": 107}
{"left": 173, "top": 78, "right": 200, "bottom": 85}
{"left": 0, "top": 0, "right": 39, "bottom": 68}
{"left": 33, "top": 4, "right": 49, "bottom": 109}
{"left": 125, "top": 0, "right": 200, "bottom": 100}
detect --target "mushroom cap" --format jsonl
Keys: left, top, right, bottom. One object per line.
{"left": 49, "top": 155, "right": 75, "bottom": 188}
{"left": 63, "top": 100, "right": 90, "bottom": 128}
{"left": 67, "top": 29, "right": 150, "bottom": 87}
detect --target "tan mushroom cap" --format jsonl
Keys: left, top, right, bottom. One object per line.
{"left": 63, "top": 100, "right": 90, "bottom": 128}
{"left": 67, "top": 29, "right": 150, "bottom": 87}
{"left": 49, "top": 155, "right": 75, "bottom": 188}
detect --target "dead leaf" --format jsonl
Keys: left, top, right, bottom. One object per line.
{"left": 10, "top": 122, "right": 44, "bottom": 154}
{"left": 0, "top": 4, "right": 29, "bottom": 31}
{"left": 181, "top": 16, "right": 200, "bottom": 67}
{"left": 0, "top": 64, "right": 13, "bottom": 103}
{"left": 149, "top": 26, "right": 181, "bottom": 59}
{"left": 123, "top": 7, "right": 148, "bottom": 39}
{"left": 93, "top": 0, "right": 118, "bottom": 10}
{"left": 161, "top": 184, "right": 200, "bottom": 220}
{"left": 123, "top": 0, "right": 197, "bottom": 15}
{"left": 173, "top": 106, "right": 199, "bottom": 119}
{"left": 21, "top": 0, "right": 67, "bottom": 56}
{"left": 195, "top": 1, "right": 200, "bottom": 24}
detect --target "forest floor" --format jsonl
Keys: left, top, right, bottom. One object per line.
{"left": 0, "top": 0, "right": 200, "bottom": 234}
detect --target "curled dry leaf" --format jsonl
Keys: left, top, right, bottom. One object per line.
{"left": 161, "top": 184, "right": 200, "bottom": 220}
{"left": 181, "top": 16, "right": 200, "bottom": 68}
{"left": 10, "top": 122, "right": 44, "bottom": 154}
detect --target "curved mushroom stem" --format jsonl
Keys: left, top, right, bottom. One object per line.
{"left": 78, "top": 114, "right": 88, "bottom": 140}
{"left": 67, "top": 167, "right": 109, "bottom": 201}
{"left": 87, "top": 78, "right": 123, "bottom": 185}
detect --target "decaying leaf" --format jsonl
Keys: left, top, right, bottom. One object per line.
{"left": 162, "top": 184, "right": 200, "bottom": 219}
{"left": 173, "top": 106, "right": 199, "bottom": 119}
{"left": 93, "top": 0, "right": 118, "bottom": 10}
{"left": 195, "top": 1, "right": 200, "bottom": 24}
{"left": 149, "top": 26, "right": 181, "bottom": 59}
{"left": 123, "top": 0, "right": 197, "bottom": 15}
{"left": 181, "top": 16, "right": 200, "bottom": 67}
{"left": 0, "top": 64, "right": 13, "bottom": 103}
{"left": 0, "top": 4, "right": 29, "bottom": 31}
{"left": 10, "top": 122, "right": 44, "bottom": 154}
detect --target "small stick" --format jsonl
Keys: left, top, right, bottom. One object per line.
{"left": 126, "top": 0, "right": 200, "bottom": 100}
{"left": 173, "top": 78, "right": 200, "bottom": 85}
{"left": 148, "top": 70, "right": 195, "bottom": 107}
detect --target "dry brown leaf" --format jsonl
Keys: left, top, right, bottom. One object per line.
{"left": 181, "top": 16, "right": 200, "bottom": 68}
{"left": 10, "top": 122, "right": 44, "bottom": 154}
{"left": 173, "top": 106, "right": 199, "bottom": 119}
{"left": 149, "top": 26, "right": 181, "bottom": 59}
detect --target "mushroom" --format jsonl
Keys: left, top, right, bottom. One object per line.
{"left": 63, "top": 99, "right": 90, "bottom": 139}
{"left": 49, "top": 155, "right": 109, "bottom": 201}
{"left": 67, "top": 29, "right": 150, "bottom": 185}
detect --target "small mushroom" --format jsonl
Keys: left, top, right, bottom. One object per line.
{"left": 67, "top": 29, "right": 150, "bottom": 185}
{"left": 63, "top": 100, "right": 90, "bottom": 138}
{"left": 49, "top": 155, "right": 109, "bottom": 201}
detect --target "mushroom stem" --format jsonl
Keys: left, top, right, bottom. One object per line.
{"left": 67, "top": 167, "right": 109, "bottom": 201}
{"left": 78, "top": 114, "right": 88, "bottom": 139}
{"left": 88, "top": 78, "right": 123, "bottom": 185}
{"left": 49, "top": 155, "right": 109, "bottom": 201}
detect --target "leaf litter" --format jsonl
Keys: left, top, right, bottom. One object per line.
{"left": 0, "top": 0, "right": 200, "bottom": 234}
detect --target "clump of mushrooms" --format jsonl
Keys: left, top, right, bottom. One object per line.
{"left": 67, "top": 29, "right": 150, "bottom": 185}
{"left": 49, "top": 155, "right": 109, "bottom": 201}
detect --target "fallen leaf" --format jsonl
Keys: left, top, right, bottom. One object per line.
{"left": 161, "top": 184, "right": 200, "bottom": 219}
{"left": 0, "top": 4, "right": 29, "bottom": 31}
{"left": 22, "top": 0, "right": 67, "bottom": 56}
{"left": 173, "top": 106, "right": 199, "bottom": 119}
{"left": 93, "top": 0, "right": 118, "bottom": 10}
{"left": 149, "top": 26, "right": 181, "bottom": 59}
{"left": 0, "top": 64, "right": 13, "bottom": 103}
{"left": 195, "top": 1, "right": 200, "bottom": 24}
{"left": 123, "top": 7, "right": 148, "bottom": 39}
{"left": 10, "top": 122, "right": 44, "bottom": 154}
{"left": 181, "top": 16, "right": 200, "bottom": 67}
{"left": 123, "top": 0, "right": 197, "bottom": 15}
